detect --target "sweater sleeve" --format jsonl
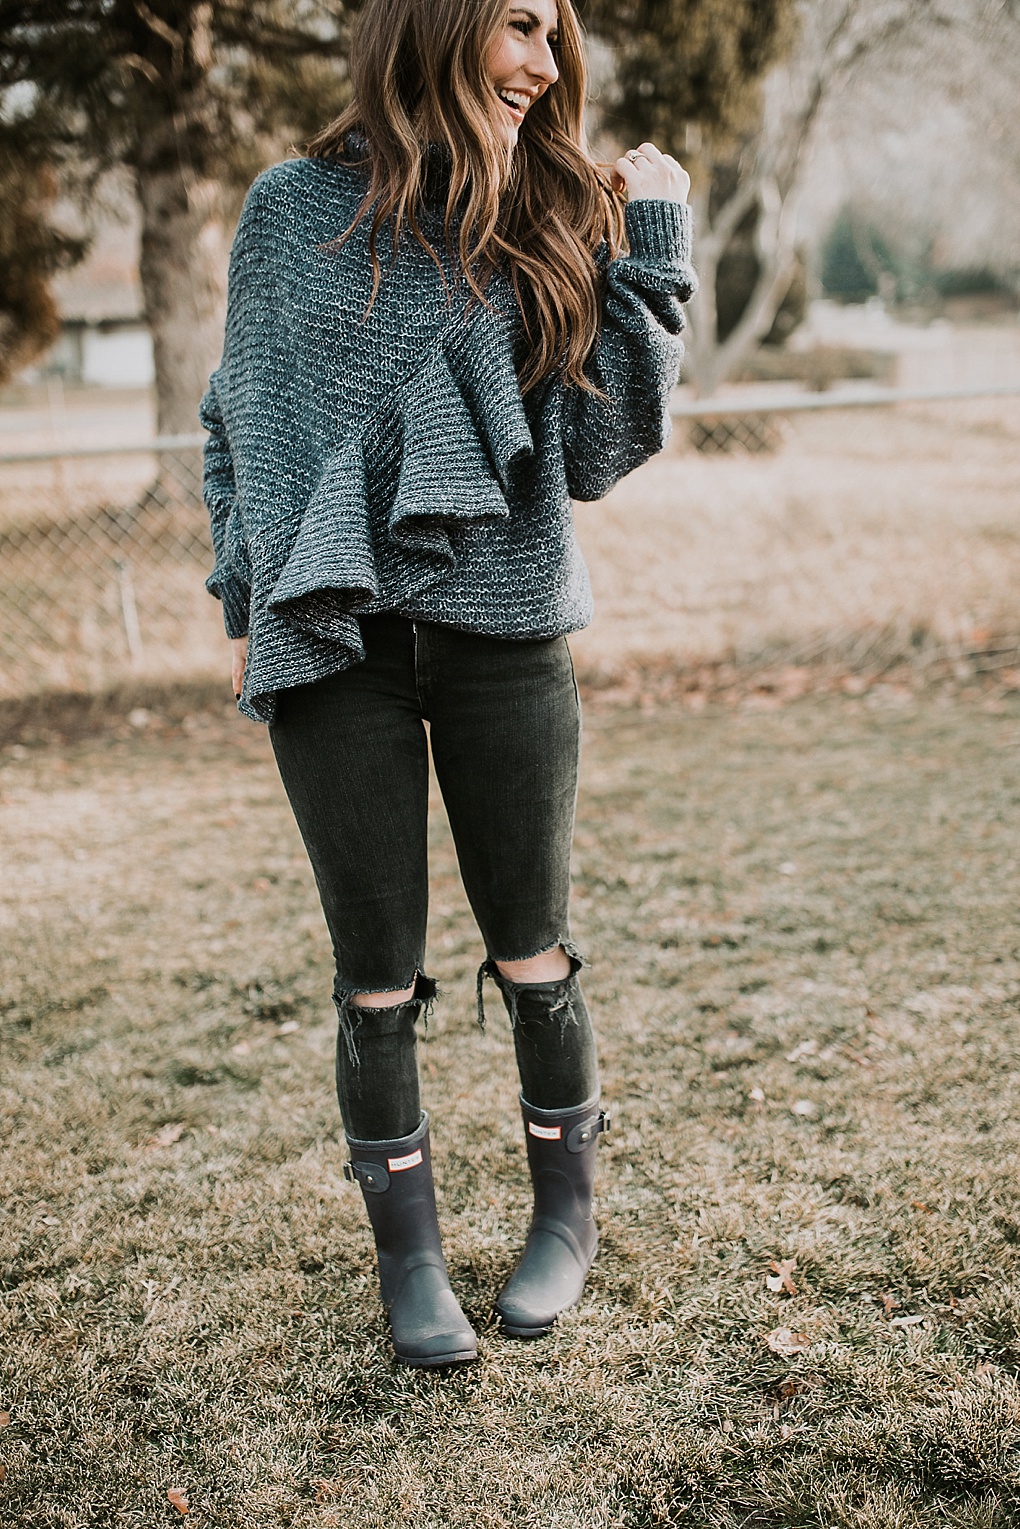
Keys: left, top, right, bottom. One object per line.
{"left": 199, "top": 376, "right": 250, "bottom": 639}
{"left": 561, "top": 199, "right": 696, "bottom": 502}
{"left": 200, "top": 178, "right": 280, "bottom": 641}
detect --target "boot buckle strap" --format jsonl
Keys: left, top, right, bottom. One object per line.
{"left": 566, "top": 1109, "right": 610, "bottom": 1154}
{"left": 344, "top": 1159, "right": 391, "bottom": 1193}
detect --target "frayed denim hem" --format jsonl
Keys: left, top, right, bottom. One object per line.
{"left": 475, "top": 939, "right": 585, "bottom": 1030}
{"left": 333, "top": 972, "right": 437, "bottom": 1068}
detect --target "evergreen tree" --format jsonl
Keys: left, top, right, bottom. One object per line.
{"left": 0, "top": 128, "right": 85, "bottom": 386}
{"left": 584, "top": 0, "right": 794, "bottom": 148}
{"left": 0, "top": 1, "right": 355, "bottom": 430}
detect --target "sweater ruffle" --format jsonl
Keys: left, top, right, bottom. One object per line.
{"left": 236, "top": 304, "right": 534, "bottom": 721}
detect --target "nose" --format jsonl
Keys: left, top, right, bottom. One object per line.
{"left": 529, "top": 36, "right": 558, "bottom": 86}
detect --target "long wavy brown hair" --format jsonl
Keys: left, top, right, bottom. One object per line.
{"left": 306, "top": 0, "right": 624, "bottom": 392}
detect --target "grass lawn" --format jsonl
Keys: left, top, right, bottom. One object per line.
{"left": 2, "top": 689, "right": 1020, "bottom": 1528}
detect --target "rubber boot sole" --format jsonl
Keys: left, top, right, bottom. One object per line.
{"left": 394, "top": 1344, "right": 479, "bottom": 1368}
{"left": 499, "top": 1317, "right": 555, "bottom": 1339}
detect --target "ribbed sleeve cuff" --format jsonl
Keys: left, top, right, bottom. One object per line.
{"left": 624, "top": 199, "right": 693, "bottom": 265}
{"left": 207, "top": 572, "right": 251, "bottom": 639}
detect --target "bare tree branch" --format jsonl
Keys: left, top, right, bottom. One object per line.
{"left": 678, "top": 0, "right": 962, "bottom": 393}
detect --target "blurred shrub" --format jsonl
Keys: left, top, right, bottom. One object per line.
{"left": 820, "top": 207, "right": 894, "bottom": 303}
{"left": 0, "top": 144, "right": 84, "bottom": 387}
{"left": 735, "top": 344, "right": 896, "bottom": 388}
{"left": 934, "top": 266, "right": 1014, "bottom": 299}
{"left": 821, "top": 206, "right": 1019, "bottom": 309}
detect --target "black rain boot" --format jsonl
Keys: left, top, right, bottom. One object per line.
{"left": 496, "top": 1093, "right": 610, "bottom": 1338}
{"left": 344, "top": 1111, "right": 478, "bottom": 1367}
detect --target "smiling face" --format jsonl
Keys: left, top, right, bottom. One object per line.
{"left": 486, "top": 0, "right": 560, "bottom": 145}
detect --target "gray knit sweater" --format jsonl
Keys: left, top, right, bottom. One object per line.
{"left": 200, "top": 153, "right": 696, "bottom": 722}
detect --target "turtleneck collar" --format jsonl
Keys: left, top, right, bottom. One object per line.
{"left": 342, "top": 130, "right": 456, "bottom": 209}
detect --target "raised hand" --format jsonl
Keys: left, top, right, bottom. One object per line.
{"left": 611, "top": 142, "right": 690, "bottom": 205}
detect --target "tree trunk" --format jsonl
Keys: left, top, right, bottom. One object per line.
{"left": 136, "top": 165, "right": 226, "bottom": 438}
{"left": 684, "top": 176, "right": 800, "bottom": 398}
{"left": 684, "top": 181, "right": 719, "bottom": 396}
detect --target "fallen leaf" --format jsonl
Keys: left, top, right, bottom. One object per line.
{"left": 167, "top": 1488, "right": 190, "bottom": 1515}
{"left": 146, "top": 1122, "right": 185, "bottom": 1150}
{"left": 910, "top": 1200, "right": 932, "bottom": 1213}
{"left": 975, "top": 1360, "right": 998, "bottom": 1377}
{"left": 41, "top": 1215, "right": 61, "bottom": 1226}
{"left": 253, "top": 877, "right": 271, "bottom": 892}
{"left": 0, "top": 1411, "right": 9, "bottom": 1426}
{"left": 766, "top": 1257, "right": 798, "bottom": 1297}
{"left": 889, "top": 1314, "right": 925, "bottom": 1328}
{"left": 765, "top": 1327, "right": 811, "bottom": 1357}
{"left": 749, "top": 1087, "right": 766, "bottom": 1102}
{"left": 721, "top": 1419, "right": 735, "bottom": 1433}
{"left": 786, "top": 1039, "right": 818, "bottom": 1063}
{"left": 230, "top": 1040, "right": 252, "bottom": 1056}
{"left": 275, "top": 1019, "right": 300, "bottom": 1036}
{"left": 0, "top": 1463, "right": 5, "bottom": 1482}
{"left": 881, "top": 1294, "right": 899, "bottom": 1317}
{"left": 792, "top": 1099, "right": 816, "bottom": 1118}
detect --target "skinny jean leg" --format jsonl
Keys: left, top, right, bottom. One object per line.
{"left": 268, "top": 617, "right": 430, "bottom": 997}
{"left": 422, "top": 626, "right": 580, "bottom": 964}
{"left": 268, "top": 618, "right": 432, "bottom": 1140}
{"left": 420, "top": 625, "right": 598, "bottom": 1108}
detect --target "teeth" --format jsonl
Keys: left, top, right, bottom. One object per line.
{"left": 497, "top": 90, "right": 529, "bottom": 111}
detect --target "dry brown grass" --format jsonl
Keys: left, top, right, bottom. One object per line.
{"left": 3, "top": 687, "right": 1020, "bottom": 1527}
{"left": 572, "top": 398, "right": 1020, "bottom": 688}
{"left": 3, "top": 372, "right": 1020, "bottom": 1525}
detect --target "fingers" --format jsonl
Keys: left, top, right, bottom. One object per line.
{"left": 230, "top": 635, "right": 248, "bottom": 701}
{"left": 612, "top": 154, "right": 642, "bottom": 198}
{"left": 614, "top": 142, "right": 690, "bottom": 205}
{"left": 636, "top": 141, "right": 666, "bottom": 167}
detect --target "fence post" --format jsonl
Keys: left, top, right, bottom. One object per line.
{"left": 114, "top": 559, "right": 145, "bottom": 665}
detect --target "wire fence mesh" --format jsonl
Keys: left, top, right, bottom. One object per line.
{"left": 3, "top": 375, "right": 1020, "bottom": 702}
{"left": 0, "top": 436, "right": 222, "bottom": 699}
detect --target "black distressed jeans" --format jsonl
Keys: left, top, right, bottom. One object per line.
{"left": 269, "top": 616, "right": 599, "bottom": 1136}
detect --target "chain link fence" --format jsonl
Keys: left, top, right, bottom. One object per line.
{"left": 0, "top": 434, "right": 225, "bottom": 699}
{"left": 3, "top": 377, "right": 1020, "bottom": 702}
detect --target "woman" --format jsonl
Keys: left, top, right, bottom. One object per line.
{"left": 201, "top": 0, "right": 695, "bottom": 1368}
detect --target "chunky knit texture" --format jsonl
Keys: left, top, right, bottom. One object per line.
{"left": 201, "top": 153, "right": 696, "bottom": 722}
